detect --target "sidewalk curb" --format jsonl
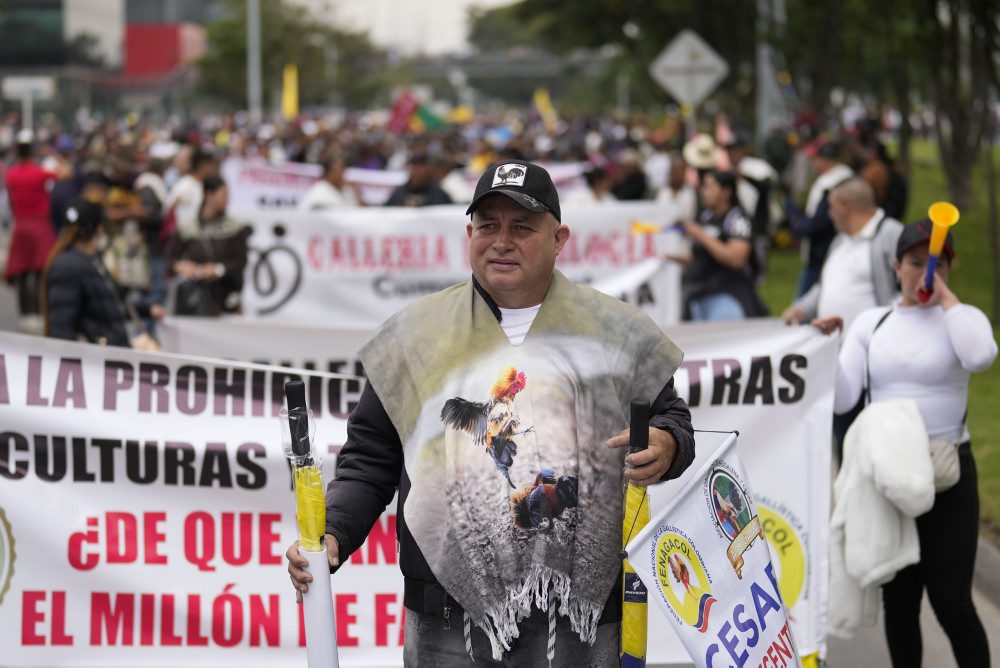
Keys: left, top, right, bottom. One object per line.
{"left": 974, "top": 536, "right": 1000, "bottom": 608}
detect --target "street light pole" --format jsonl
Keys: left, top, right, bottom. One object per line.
{"left": 247, "top": 0, "right": 263, "bottom": 124}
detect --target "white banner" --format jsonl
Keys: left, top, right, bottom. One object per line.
{"left": 627, "top": 432, "right": 800, "bottom": 667}
{"left": 0, "top": 332, "right": 401, "bottom": 667}
{"left": 221, "top": 158, "right": 589, "bottom": 210}
{"left": 236, "top": 204, "right": 684, "bottom": 327}
{"left": 1, "top": 318, "right": 835, "bottom": 666}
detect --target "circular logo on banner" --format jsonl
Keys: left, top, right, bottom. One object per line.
{"left": 705, "top": 462, "right": 764, "bottom": 579}
{"left": 708, "top": 469, "right": 753, "bottom": 541}
{"left": 757, "top": 500, "right": 807, "bottom": 610}
{"left": 653, "top": 527, "right": 717, "bottom": 633}
{"left": 0, "top": 507, "right": 16, "bottom": 607}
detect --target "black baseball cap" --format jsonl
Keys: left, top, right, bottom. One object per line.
{"left": 64, "top": 198, "right": 104, "bottom": 236}
{"left": 896, "top": 218, "right": 955, "bottom": 261}
{"left": 466, "top": 162, "right": 561, "bottom": 222}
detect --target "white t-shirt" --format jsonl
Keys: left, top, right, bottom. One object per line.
{"left": 815, "top": 210, "right": 883, "bottom": 330}
{"left": 563, "top": 188, "right": 615, "bottom": 205}
{"left": 440, "top": 171, "right": 475, "bottom": 204}
{"left": 165, "top": 175, "right": 204, "bottom": 238}
{"left": 297, "top": 180, "right": 359, "bottom": 211}
{"left": 836, "top": 302, "right": 997, "bottom": 440}
{"left": 498, "top": 305, "right": 542, "bottom": 346}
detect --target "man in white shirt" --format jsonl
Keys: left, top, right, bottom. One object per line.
{"left": 298, "top": 154, "right": 360, "bottom": 211}
{"left": 782, "top": 177, "right": 903, "bottom": 332}
{"left": 165, "top": 149, "right": 218, "bottom": 239}
{"left": 783, "top": 140, "right": 854, "bottom": 296}
{"left": 783, "top": 177, "right": 903, "bottom": 463}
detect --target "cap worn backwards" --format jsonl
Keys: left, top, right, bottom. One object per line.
{"left": 466, "top": 162, "right": 561, "bottom": 222}
{"left": 65, "top": 198, "right": 104, "bottom": 236}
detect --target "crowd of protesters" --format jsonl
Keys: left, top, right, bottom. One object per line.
{"left": 4, "top": 105, "right": 997, "bottom": 668}
{"left": 0, "top": 105, "right": 910, "bottom": 344}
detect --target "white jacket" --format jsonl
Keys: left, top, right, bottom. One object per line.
{"left": 828, "top": 399, "right": 935, "bottom": 637}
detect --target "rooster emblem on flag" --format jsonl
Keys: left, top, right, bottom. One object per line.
{"left": 440, "top": 366, "right": 534, "bottom": 488}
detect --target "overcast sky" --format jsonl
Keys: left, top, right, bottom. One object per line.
{"left": 298, "top": 0, "right": 515, "bottom": 56}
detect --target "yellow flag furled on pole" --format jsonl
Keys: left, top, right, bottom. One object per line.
{"left": 533, "top": 87, "right": 559, "bottom": 133}
{"left": 621, "top": 400, "right": 650, "bottom": 667}
{"left": 282, "top": 63, "right": 299, "bottom": 120}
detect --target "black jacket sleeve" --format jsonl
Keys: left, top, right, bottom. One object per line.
{"left": 46, "top": 256, "right": 83, "bottom": 341}
{"left": 649, "top": 377, "right": 695, "bottom": 481}
{"left": 325, "top": 381, "right": 403, "bottom": 567}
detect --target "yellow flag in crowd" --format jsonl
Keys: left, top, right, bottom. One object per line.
{"left": 282, "top": 63, "right": 299, "bottom": 120}
{"left": 533, "top": 88, "right": 558, "bottom": 133}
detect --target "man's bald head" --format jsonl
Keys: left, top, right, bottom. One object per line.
{"left": 831, "top": 177, "right": 876, "bottom": 211}
{"left": 828, "top": 177, "right": 879, "bottom": 236}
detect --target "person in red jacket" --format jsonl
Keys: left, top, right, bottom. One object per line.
{"left": 4, "top": 129, "right": 62, "bottom": 332}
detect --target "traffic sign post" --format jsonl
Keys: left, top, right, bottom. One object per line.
{"left": 649, "top": 30, "right": 729, "bottom": 135}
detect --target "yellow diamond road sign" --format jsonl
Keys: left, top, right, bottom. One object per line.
{"left": 649, "top": 30, "right": 729, "bottom": 108}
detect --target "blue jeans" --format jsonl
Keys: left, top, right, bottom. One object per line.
{"left": 689, "top": 293, "right": 745, "bottom": 321}
{"left": 403, "top": 606, "right": 620, "bottom": 667}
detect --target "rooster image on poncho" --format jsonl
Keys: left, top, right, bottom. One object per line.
{"left": 440, "top": 366, "right": 535, "bottom": 489}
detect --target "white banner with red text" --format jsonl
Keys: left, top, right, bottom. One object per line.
{"left": 221, "top": 158, "right": 587, "bottom": 209}
{"left": 0, "top": 332, "right": 376, "bottom": 667}
{"left": 235, "top": 203, "right": 685, "bottom": 328}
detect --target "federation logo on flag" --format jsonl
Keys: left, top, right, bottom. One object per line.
{"left": 652, "top": 525, "right": 717, "bottom": 633}
{"left": 706, "top": 461, "right": 764, "bottom": 579}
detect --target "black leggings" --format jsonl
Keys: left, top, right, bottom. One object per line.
{"left": 15, "top": 271, "right": 40, "bottom": 315}
{"left": 882, "top": 443, "right": 990, "bottom": 667}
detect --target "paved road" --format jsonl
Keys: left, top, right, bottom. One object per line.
{"left": 1, "top": 229, "right": 999, "bottom": 666}
{"left": 825, "top": 588, "right": 1000, "bottom": 667}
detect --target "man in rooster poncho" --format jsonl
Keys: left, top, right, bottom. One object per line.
{"left": 288, "top": 161, "right": 696, "bottom": 665}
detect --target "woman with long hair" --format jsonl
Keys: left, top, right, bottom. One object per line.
{"left": 164, "top": 175, "right": 251, "bottom": 316}
{"left": 670, "top": 169, "right": 767, "bottom": 320}
{"left": 42, "top": 199, "right": 133, "bottom": 346}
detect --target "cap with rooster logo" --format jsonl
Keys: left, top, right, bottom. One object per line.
{"left": 466, "top": 161, "right": 561, "bottom": 222}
